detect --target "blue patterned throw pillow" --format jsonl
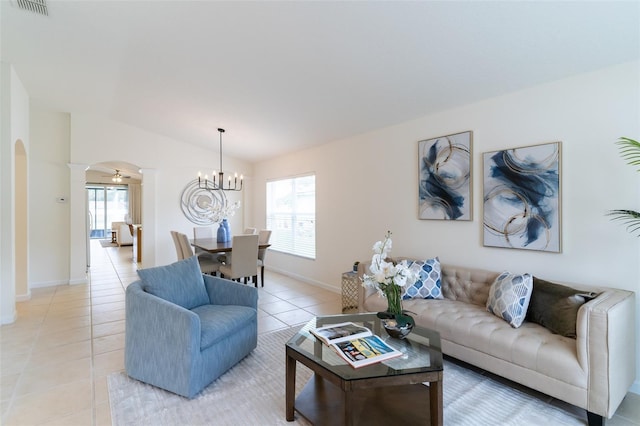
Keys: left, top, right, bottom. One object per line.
{"left": 402, "top": 257, "right": 443, "bottom": 300}
{"left": 486, "top": 271, "right": 533, "bottom": 328}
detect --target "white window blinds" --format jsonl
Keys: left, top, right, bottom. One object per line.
{"left": 266, "top": 174, "right": 316, "bottom": 259}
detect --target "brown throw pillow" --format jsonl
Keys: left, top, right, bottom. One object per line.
{"left": 526, "top": 277, "right": 598, "bottom": 338}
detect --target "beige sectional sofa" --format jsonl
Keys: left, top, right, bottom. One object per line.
{"left": 357, "top": 262, "right": 636, "bottom": 426}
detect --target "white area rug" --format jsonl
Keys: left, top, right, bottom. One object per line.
{"left": 108, "top": 327, "right": 585, "bottom": 425}
{"left": 99, "top": 239, "right": 117, "bottom": 247}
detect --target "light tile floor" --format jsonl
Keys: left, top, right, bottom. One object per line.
{"left": 1, "top": 240, "right": 342, "bottom": 425}
{"left": 1, "top": 240, "right": 639, "bottom": 425}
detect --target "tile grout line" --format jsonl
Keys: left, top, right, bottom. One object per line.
{"left": 2, "top": 289, "right": 53, "bottom": 425}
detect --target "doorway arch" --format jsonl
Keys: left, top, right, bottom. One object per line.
{"left": 86, "top": 161, "right": 143, "bottom": 263}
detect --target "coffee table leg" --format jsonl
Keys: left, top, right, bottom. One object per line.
{"left": 430, "top": 378, "right": 443, "bottom": 426}
{"left": 285, "top": 351, "right": 296, "bottom": 421}
{"left": 343, "top": 390, "right": 352, "bottom": 426}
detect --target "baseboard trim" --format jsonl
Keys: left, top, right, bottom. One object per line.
{"left": 630, "top": 380, "right": 640, "bottom": 395}
{"left": 30, "top": 279, "right": 69, "bottom": 289}
{"left": 1, "top": 311, "right": 17, "bottom": 325}
{"left": 16, "top": 290, "right": 31, "bottom": 302}
{"left": 264, "top": 266, "right": 340, "bottom": 294}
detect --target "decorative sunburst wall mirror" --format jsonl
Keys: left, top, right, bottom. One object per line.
{"left": 180, "top": 179, "right": 229, "bottom": 225}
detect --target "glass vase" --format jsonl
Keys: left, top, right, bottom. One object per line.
{"left": 384, "top": 284, "right": 403, "bottom": 316}
{"left": 380, "top": 284, "right": 414, "bottom": 339}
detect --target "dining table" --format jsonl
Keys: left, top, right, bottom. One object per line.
{"left": 190, "top": 237, "right": 271, "bottom": 254}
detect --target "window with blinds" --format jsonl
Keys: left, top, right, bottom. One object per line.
{"left": 266, "top": 174, "right": 316, "bottom": 259}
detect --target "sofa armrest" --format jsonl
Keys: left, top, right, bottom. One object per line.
{"left": 125, "top": 281, "right": 201, "bottom": 382}
{"left": 576, "top": 289, "right": 636, "bottom": 418}
{"left": 203, "top": 275, "right": 258, "bottom": 309}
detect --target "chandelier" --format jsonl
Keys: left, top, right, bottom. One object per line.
{"left": 198, "top": 128, "right": 243, "bottom": 191}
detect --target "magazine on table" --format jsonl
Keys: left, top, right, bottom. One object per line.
{"left": 309, "top": 322, "right": 373, "bottom": 345}
{"left": 309, "top": 322, "right": 403, "bottom": 368}
{"left": 333, "top": 334, "right": 403, "bottom": 368}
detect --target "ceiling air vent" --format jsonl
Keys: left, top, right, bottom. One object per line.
{"left": 16, "top": 0, "right": 48, "bottom": 16}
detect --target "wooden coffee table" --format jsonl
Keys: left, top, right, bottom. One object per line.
{"left": 286, "top": 313, "right": 443, "bottom": 425}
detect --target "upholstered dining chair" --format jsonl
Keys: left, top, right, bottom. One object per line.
{"left": 193, "top": 226, "right": 214, "bottom": 256}
{"left": 193, "top": 226, "right": 213, "bottom": 239}
{"left": 218, "top": 228, "right": 257, "bottom": 264}
{"left": 218, "top": 234, "right": 259, "bottom": 286}
{"left": 256, "top": 230, "right": 272, "bottom": 287}
{"left": 171, "top": 231, "right": 220, "bottom": 275}
{"left": 170, "top": 231, "right": 182, "bottom": 258}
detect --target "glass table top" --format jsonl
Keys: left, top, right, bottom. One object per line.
{"left": 286, "top": 312, "right": 443, "bottom": 381}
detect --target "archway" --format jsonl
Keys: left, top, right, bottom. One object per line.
{"left": 86, "top": 161, "right": 143, "bottom": 264}
{"left": 15, "top": 140, "right": 28, "bottom": 300}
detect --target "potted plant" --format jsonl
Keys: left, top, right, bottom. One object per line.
{"left": 361, "top": 231, "right": 419, "bottom": 338}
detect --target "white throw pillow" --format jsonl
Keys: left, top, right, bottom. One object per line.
{"left": 486, "top": 271, "right": 533, "bottom": 328}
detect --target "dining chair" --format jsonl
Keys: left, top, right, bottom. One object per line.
{"left": 256, "top": 230, "right": 272, "bottom": 287}
{"left": 170, "top": 231, "right": 183, "bottom": 259}
{"left": 218, "top": 234, "right": 259, "bottom": 286}
{"left": 218, "top": 228, "right": 257, "bottom": 264}
{"left": 193, "top": 226, "right": 214, "bottom": 256}
{"left": 171, "top": 231, "right": 220, "bottom": 275}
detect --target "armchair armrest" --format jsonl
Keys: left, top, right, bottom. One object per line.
{"left": 576, "top": 289, "right": 636, "bottom": 418}
{"left": 203, "top": 275, "right": 258, "bottom": 309}
{"left": 125, "top": 281, "right": 201, "bottom": 390}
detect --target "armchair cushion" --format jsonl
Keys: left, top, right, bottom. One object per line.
{"left": 191, "top": 304, "right": 257, "bottom": 350}
{"left": 203, "top": 274, "right": 258, "bottom": 307}
{"left": 137, "top": 256, "right": 209, "bottom": 310}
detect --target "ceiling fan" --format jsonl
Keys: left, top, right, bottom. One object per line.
{"left": 102, "top": 169, "right": 131, "bottom": 183}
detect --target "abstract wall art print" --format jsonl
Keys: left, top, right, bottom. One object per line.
{"left": 483, "top": 142, "right": 561, "bottom": 252}
{"left": 418, "top": 131, "right": 472, "bottom": 220}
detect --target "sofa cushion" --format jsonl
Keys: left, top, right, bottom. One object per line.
{"left": 363, "top": 292, "right": 587, "bottom": 388}
{"left": 403, "top": 257, "right": 443, "bottom": 300}
{"left": 191, "top": 304, "right": 257, "bottom": 350}
{"left": 137, "top": 256, "right": 210, "bottom": 310}
{"left": 405, "top": 299, "right": 587, "bottom": 389}
{"left": 486, "top": 271, "right": 533, "bottom": 328}
{"left": 526, "top": 277, "right": 597, "bottom": 338}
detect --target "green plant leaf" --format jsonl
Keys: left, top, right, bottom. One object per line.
{"left": 615, "top": 137, "right": 640, "bottom": 171}
{"left": 607, "top": 209, "right": 640, "bottom": 237}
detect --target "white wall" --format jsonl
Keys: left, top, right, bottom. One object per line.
{"left": 28, "top": 108, "right": 71, "bottom": 287}
{"left": 253, "top": 61, "right": 640, "bottom": 391}
{"left": 0, "top": 63, "right": 30, "bottom": 323}
{"left": 69, "top": 114, "right": 253, "bottom": 269}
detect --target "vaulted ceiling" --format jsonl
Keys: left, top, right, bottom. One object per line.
{"left": 2, "top": 1, "right": 639, "bottom": 163}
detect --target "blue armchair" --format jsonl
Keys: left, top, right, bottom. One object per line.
{"left": 125, "top": 256, "right": 258, "bottom": 398}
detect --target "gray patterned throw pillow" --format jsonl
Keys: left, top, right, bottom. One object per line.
{"left": 486, "top": 271, "right": 533, "bottom": 328}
